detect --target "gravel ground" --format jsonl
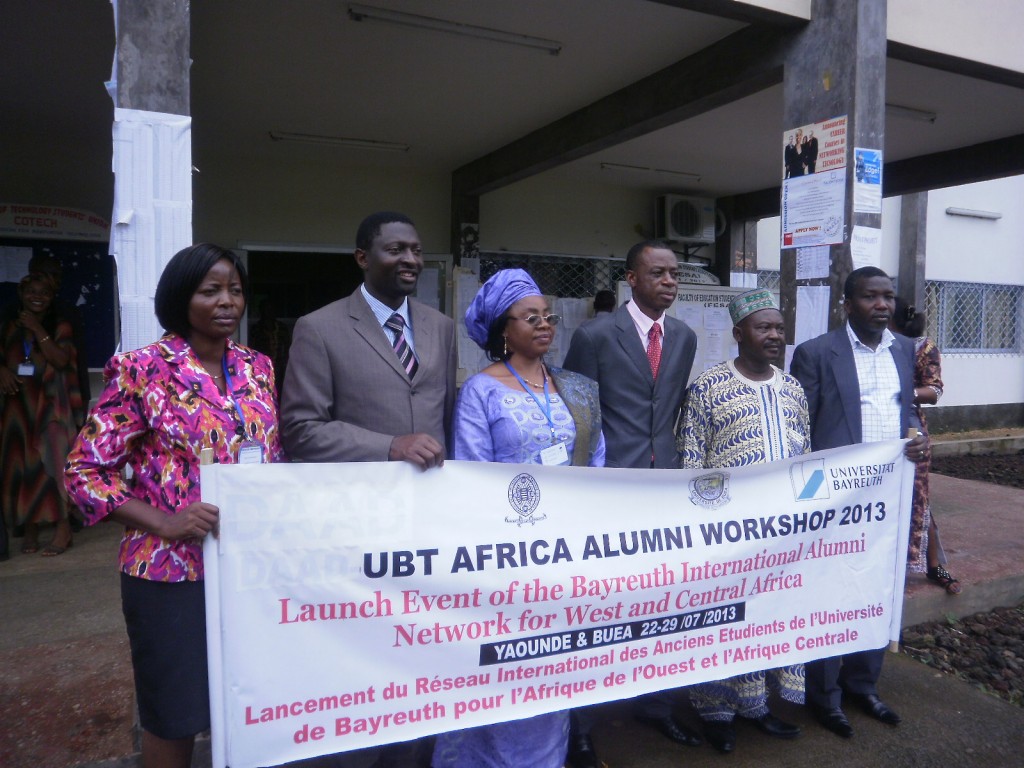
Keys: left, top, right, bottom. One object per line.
{"left": 931, "top": 451, "right": 1024, "bottom": 490}
{"left": 901, "top": 449, "right": 1024, "bottom": 709}
{"left": 902, "top": 604, "right": 1024, "bottom": 708}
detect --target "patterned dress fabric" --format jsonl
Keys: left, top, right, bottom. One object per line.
{"left": 434, "top": 366, "right": 604, "bottom": 768}
{"left": 906, "top": 337, "right": 943, "bottom": 572}
{"left": 677, "top": 361, "right": 808, "bottom": 721}
{"left": 452, "top": 369, "right": 605, "bottom": 467}
{"left": 1, "top": 318, "right": 83, "bottom": 527}
{"left": 64, "top": 334, "right": 285, "bottom": 582}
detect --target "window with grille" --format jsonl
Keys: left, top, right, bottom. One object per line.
{"left": 756, "top": 270, "right": 781, "bottom": 291}
{"left": 478, "top": 251, "right": 625, "bottom": 298}
{"left": 925, "top": 280, "right": 1023, "bottom": 355}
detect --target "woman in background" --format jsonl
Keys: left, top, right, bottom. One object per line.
{"left": 0, "top": 272, "right": 83, "bottom": 556}
{"left": 65, "top": 243, "right": 285, "bottom": 768}
{"left": 892, "top": 297, "right": 961, "bottom": 594}
{"left": 432, "top": 269, "right": 604, "bottom": 768}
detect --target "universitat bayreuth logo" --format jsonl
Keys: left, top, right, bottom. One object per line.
{"left": 689, "top": 471, "right": 731, "bottom": 509}
{"left": 507, "top": 473, "right": 545, "bottom": 526}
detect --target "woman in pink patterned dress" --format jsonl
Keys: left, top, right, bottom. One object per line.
{"left": 65, "top": 244, "right": 285, "bottom": 768}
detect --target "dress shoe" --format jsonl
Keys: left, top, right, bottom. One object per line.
{"left": 702, "top": 720, "right": 736, "bottom": 754}
{"left": 747, "top": 712, "right": 801, "bottom": 739}
{"left": 810, "top": 705, "right": 853, "bottom": 738}
{"left": 566, "top": 733, "right": 600, "bottom": 768}
{"left": 849, "top": 693, "right": 901, "bottom": 725}
{"left": 635, "top": 714, "right": 703, "bottom": 746}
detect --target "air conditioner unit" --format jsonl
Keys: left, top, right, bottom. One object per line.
{"left": 655, "top": 195, "right": 716, "bottom": 245}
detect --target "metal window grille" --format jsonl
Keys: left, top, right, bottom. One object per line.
{"left": 756, "top": 270, "right": 781, "bottom": 291}
{"left": 925, "top": 280, "right": 1024, "bottom": 355}
{"left": 478, "top": 251, "right": 626, "bottom": 298}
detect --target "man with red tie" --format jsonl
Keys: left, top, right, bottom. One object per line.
{"left": 562, "top": 239, "right": 699, "bottom": 766}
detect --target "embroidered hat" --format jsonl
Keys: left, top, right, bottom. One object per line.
{"left": 728, "top": 288, "right": 778, "bottom": 325}
{"left": 465, "top": 268, "right": 542, "bottom": 347}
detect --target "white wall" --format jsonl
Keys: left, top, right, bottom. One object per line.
{"left": 924, "top": 176, "right": 1024, "bottom": 408}
{"left": 925, "top": 176, "right": 1024, "bottom": 286}
{"left": 480, "top": 172, "right": 653, "bottom": 258}
{"left": 888, "top": 0, "right": 1024, "bottom": 73}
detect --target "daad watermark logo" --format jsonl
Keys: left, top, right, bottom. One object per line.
{"left": 790, "top": 458, "right": 829, "bottom": 501}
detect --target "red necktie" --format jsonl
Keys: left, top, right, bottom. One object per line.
{"left": 647, "top": 323, "right": 662, "bottom": 379}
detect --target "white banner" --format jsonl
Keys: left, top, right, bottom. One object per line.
{"left": 203, "top": 440, "right": 913, "bottom": 768}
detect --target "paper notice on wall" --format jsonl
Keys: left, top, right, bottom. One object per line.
{"left": 678, "top": 305, "right": 703, "bottom": 329}
{"left": 704, "top": 306, "right": 732, "bottom": 331}
{"left": 851, "top": 226, "right": 882, "bottom": 269}
{"left": 730, "top": 272, "right": 757, "bottom": 288}
{"left": 795, "top": 285, "right": 830, "bottom": 346}
{"left": 796, "top": 246, "right": 830, "bottom": 280}
{"left": 1, "top": 246, "right": 32, "bottom": 282}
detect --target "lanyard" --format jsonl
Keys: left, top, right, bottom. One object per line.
{"left": 504, "top": 361, "right": 557, "bottom": 439}
{"left": 222, "top": 355, "right": 247, "bottom": 438}
{"left": 22, "top": 339, "right": 32, "bottom": 361}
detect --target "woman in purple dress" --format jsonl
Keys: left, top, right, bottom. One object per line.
{"left": 432, "top": 269, "right": 604, "bottom": 768}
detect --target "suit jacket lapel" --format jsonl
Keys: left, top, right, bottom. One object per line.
{"left": 408, "top": 300, "right": 435, "bottom": 383}
{"left": 615, "top": 306, "right": 654, "bottom": 386}
{"left": 350, "top": 290, "right": 409, "bottom": 380}
{"left": 829, "top": 329, "right": 862, "bottom": 443}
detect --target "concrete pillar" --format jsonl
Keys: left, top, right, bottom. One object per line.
{"left": 110, "top": 0, "right": 193, "bottom": 348}
{"left": 780, "top": 0, "right": 887, "bottom": 336}
{"left": 114, "top": 0, "right": 190, "bottom": 113}
{"left": 898, "top": 191, "right": 928, "bottom": 307}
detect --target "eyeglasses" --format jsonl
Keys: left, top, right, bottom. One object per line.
{"left": 513, "top": 313, "right": 561, "bottom": 327}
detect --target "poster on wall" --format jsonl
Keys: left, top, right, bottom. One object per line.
{"left": 781, "top": 116, "right": 848, "bottom": 249}
{"left": 853, "top": 148, "right": 883, "bottom": 213}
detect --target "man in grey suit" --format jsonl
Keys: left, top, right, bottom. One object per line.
{"left": 562, "top": 240, "right": 700, "bottom": 766}
{"left": 791, "top": 265, "right": 929, "bottom": 739}
{"left": 282, "top": 211, "right": 456, "bottom": 469}
{"left": 281, "top": 211, "right": 456, "bottom": 766}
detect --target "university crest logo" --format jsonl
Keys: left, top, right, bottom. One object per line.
{"left": 689, "top": 471, "right": 730, "bottom": 509}
{"left": 507, "top": 473, "right": 545, "bottom": 526}
{"left": 790, "top": 458, "right": 830, "bottom": 501}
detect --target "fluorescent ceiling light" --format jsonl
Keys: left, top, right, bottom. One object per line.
{"left": 885, "top": 103, "right": 937, "bottom": 123}
{"left": 945, "top": 207, "right": 1002, "bottom": 220}
{"left": 268, "top": 131, "right": 409, "bottom": 152}
{"left": 600, "top": 162, "right": 701, "bottom": 182}
{"left": 348, "top": 4, "right": 562, "bottom": 55}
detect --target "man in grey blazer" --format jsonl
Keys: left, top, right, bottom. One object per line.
{"left": 281, "top": 212, "right": 455, "bottom": 767}
{"left": 562, "top": 240, "right": 700, "bottom": 766}
{"left": 791, "top": 266, "right": 929, "bottom": 739}
{"left": 282, "top": 211, "right": 456, "bottom": 470}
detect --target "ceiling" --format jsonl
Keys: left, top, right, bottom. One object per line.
{"left": 5, "top": 0, "right": 1024, "bottom": 223}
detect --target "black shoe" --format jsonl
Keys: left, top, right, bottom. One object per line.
{"left": 635, "top": 714, "right": 703, "bottom": 747}
{"left": 810, "top": 705, "right": 853, "bottom": 738}
{"left": 566, "top": 733, "right": 599, "bottom": 768}
{"left": 748, "top": 712, "right": 801, "bottom": 739}
{"left": 702, "top": 720, "right": 736, "bottom": 754}
{"left": 849, "top": 693, "right": 901, "bottom": 725}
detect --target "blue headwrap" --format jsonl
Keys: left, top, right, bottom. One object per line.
{"left": 465, "top": 269, "right": 541, "bottom": 348}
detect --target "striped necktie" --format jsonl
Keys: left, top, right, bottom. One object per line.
{"left": 385, "top": 313, "right": 418, "bottom": 379}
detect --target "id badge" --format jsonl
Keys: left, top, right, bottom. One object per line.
{"left": 539, "top": 441, "right": 569, "bottom": 466}
{"left": 17, "top": 362, "right": 35, "bottom": 376}
{"left": 237, "top": 440, "right": 265, "bottom": 465}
